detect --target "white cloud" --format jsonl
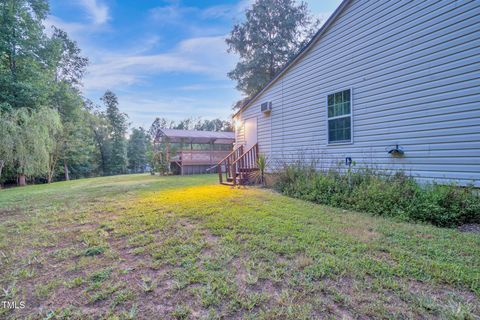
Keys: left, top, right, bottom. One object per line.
{"left": 77, "top": 0, "right": 110, "bottom": 25}
{"left": 83, "top": 35, "right": 236, "bottom": 91}
{"left": 43, "top": 15, "right": 84, "bottom": 36}
{"left": 150, "top": 0, "right": 252, "bottom": 24}
{"left": 118, "top": 93, "right": 238, "bottom": 128}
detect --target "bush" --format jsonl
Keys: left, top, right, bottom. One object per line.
{"left": 273, "top": 163, "right": 479, "bottom": 227}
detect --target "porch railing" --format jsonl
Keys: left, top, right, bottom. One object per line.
{"left": 217, "top": 146, "right": 243, "bottom": 184}
{"left": 229, "top": 143, "right": 259, "bottom": 186}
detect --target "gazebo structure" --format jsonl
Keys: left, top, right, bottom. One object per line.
{"left": 155, "top": 128, "right": 235, "bottom": 175}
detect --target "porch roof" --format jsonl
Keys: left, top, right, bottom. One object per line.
{"left": 156, "top": 128, "right": 235, "bottom": 144}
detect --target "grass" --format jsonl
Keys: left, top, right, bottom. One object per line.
{"left": 0, "top": 174, "right": 478, "bottom": 319}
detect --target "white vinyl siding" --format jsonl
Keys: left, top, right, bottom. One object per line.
{"left": 235, "top": 0, "right": 480, "bottom": 187}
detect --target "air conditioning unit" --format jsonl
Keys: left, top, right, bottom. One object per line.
{"left": 261, "top": 102, "right": 272, "bottom": 114}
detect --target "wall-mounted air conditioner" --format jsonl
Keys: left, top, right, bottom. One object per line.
{"left": 261, "top": 102, "right": 272, "bottom": 114}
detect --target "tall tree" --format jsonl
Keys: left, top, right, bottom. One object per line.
{"left": 149, "top": 117, "right": 174, "bottom": 138}
{"left": 0, "top": 104, "right": 16, "bottom": 183}
{"left": 88, "top": 108, "right": 112, "bottom": 176}
{"left": 0, "top": 0, "right": 51, "bottom": 109}
{"left": 226, "top": 0, "right": 319, "bottom": 99}
{"left": 127, "top": 127, "right": 149, "bottom": 173}
{"left": 48, "top": 27, "right": 88, "bottom": 88}
{"left": 102, "top": 90, "right": 128, "bottom": 175}
{"left": 45, "top": 28, "right": 88, "bottom": 181}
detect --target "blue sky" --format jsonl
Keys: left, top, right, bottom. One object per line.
{"left": 47, "top": 0, "right": 342, "bottom": 128}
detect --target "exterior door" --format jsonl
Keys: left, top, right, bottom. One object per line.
{"left": 244, "top": 117, "right": 257, "bottom": 149}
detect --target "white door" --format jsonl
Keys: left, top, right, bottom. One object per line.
{"left": 244, "top": 117, "right": 257, "bottom": 149}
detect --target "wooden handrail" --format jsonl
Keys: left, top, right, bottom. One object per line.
{"left": 231, "top": 143, "right": 258, "bottom": 166}
{"left": 217, "top": 146, "right": 243, "bottom": 184}
{"left": 217, "top": 144, "right": 259, "bottom": 186}
{"left": 230, "top": 143, "right": 259, "bottom": 186}
{"left": 218, "top": 146, "right": 242, "bottom": 164}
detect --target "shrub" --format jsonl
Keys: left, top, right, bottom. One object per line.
{"left": 273, "top": 163, "right": 479, "bottom": 228}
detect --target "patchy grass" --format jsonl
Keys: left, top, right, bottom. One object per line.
{"left": 0, "top": 174, "right": 479, "bottom": 319}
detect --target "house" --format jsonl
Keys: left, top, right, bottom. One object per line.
{"left": 227, "top": 0, "right": 480, "bottom": 186}
{"left": 154, "top": 128, "right": 234, "bottom": 175}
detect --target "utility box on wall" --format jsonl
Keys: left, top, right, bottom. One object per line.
{"left": 261, "top": 102, "right": 272, "bottom": 114}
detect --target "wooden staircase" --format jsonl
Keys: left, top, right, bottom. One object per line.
{"left": 217, "top": 144, "right": 259, "bottom": 186}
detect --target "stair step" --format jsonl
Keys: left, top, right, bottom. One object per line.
{"left": 238, "top": 168, "right": 259, "bottom": 173}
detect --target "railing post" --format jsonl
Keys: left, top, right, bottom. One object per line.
{"left": 231, "top": 160, "right": 236, "bottom": 187}
{"left": 218, "top": 160, "right": 222, "bottom": 184}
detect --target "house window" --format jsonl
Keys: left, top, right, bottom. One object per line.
{"left": 327, "top": 89, "right": 352, "bottom": 144}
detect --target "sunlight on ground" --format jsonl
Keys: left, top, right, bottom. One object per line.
{"left": 0, "top": 175, "right": 479, "bottom": 319}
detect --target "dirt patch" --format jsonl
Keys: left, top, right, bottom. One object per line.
{"left": 0, "top": 207, "right": 24, "bottom": 222}
{"left": 342, "top": 226, "right": 379, "bottom": 243}
{"left": 407, "top": 279, "right": 480, "bottom": 307}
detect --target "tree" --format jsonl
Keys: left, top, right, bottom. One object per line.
{"left": 101, "top": 90, "right": 128, "bottom": 175}
{"left": 45, "top": 28, "right": 88, "bottom": 182}
{"left": 0, "top": 0, "right": 51, "bottom": 109}
{"left": 8, "top": 107, "right": 62, "bottom": 186}
{"left": 226, "top": 0, "right": 319, "bottom": 99}
{"left": 48, "top": 27, "right": 88, "bottom": 89}
{"left": 0, "top": 104, "right": 16, "bottom": 183}
{"left": 127, "top": 127, "right": 149, "bottom": 173}
{"left": 194, "top": 119, "right": 233, "bottom": 132}
{"left": 89, "top": 109, "right": 112, "bottom": 176}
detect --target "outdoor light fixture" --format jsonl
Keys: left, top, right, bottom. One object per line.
{"left": 233, "top": 118, "right": 243, "bottom": 130}
{"left": 388, "top": 144, "right": 404, "bottom": 156}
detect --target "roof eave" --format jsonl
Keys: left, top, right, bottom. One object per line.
{"left": 232, "top": 0, "right": 352, "bottom": 119}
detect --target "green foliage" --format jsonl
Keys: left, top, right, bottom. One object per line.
{"left": 127, "top": 127, "right": 149, "bottom": 173}
{"left": 253, "top": 154, "right": 268, "bottom": 186}
{"left": 84, "top": 246, "right": 105, "bottom": 256}
{"left": 0, "top": 0, "right": 99, "bottom": 185}
{"left": 171, "top": 305, "right": 191, "bottom": 320}
{"left": 1, "top": 107, "right": 62, "bottom": 180}
{"left": 101, "top": 90, "right": 128, "bottom": 175}
{"left": 149, "top": 116, "right": 233, "bottom": 133}
{"left": 147, "top": 150, "right": 169, "bottom": 175}
{"left": 89, "top": 268, "right": 112, "bottom": 283}
{"left": 226, "top": 0, "right": 319, "bottom": 98}
{"left": 0, "top": 0, "right": 51, "bottom": 109}
{"left": 274, "top": 163, "right": 480, "bottom": 227}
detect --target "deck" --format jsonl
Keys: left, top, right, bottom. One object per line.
{"left": 172, "top": 150, "right": 232, "bottom": 166}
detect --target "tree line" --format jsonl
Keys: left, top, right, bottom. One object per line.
{"left": 0, "top": 0, "right": 318, "bottom": 186}
{"left": 0, "top": 0, "right": 231, "bottom": 186}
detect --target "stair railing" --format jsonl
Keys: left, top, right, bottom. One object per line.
{"left": 217, "top": 146, "right": 243, "bottom": 184}
{"left": 230, "top": 143, "right": 259, "bottom": 186}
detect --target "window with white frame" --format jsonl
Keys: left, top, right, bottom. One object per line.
{"left": 327, "top": 89, "right": 352, "bottom": 144}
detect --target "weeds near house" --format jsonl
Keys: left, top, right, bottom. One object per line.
{"left": 274, "top": 162, "right": 480, "bottom": 227}
{"left": 253, "top": 154, "right": 268, "bottom": 186}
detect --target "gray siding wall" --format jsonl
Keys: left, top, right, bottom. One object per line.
{"left": 234, "top": 0, "right": 480, "bottom": 186}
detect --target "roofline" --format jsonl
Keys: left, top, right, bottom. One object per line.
{"left": 232, "top": 0, "right": 352, "bottom": 118}
{"left": 155, "top": 128, "right": 234, "bottom": 140}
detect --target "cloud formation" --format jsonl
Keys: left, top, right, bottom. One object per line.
{"left": 47, "top": 0, "right": 340, "bottom": 127}
{"left": 78, "top": 0, "right": 110, "bottom": 25}
{"left": 83, "top": 35, "right": 236, "bottom": 91}
{"left": 149, "top": 0, "right": 252, "bottom": 24}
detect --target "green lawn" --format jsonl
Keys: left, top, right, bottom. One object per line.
{"left": 0, "top": 174, "right": 479, "bottom": 319}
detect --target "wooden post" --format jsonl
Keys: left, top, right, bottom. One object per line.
{"left": 166, "top": 138, "right": 171, "bottom": 174}
{"left": 210, "top": 140, "right": 213, "bottom": 166}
